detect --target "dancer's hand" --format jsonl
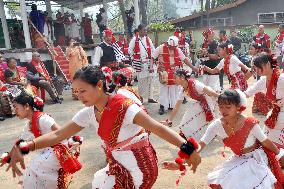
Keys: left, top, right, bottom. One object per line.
{"left": 161, "top": 161, "right": 180, "bottom": 170}
{"left": 185, "top": 151, "right": 201, "bottom": 173}
{"left": 5, "top": 145, "right": 25, "bottom": 177}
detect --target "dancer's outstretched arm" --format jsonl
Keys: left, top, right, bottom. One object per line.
{"left": 3, "top": 122, "right": 83, "bottom": 177}
{"left": 134, "top": 110, "right": 201, "bottom": 172}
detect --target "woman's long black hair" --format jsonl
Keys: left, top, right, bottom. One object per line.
{"left": 14, "top": 91, "right": 44, "bottom": 112}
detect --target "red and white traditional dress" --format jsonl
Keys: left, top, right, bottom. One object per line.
{"left": 216, "top": 55, "right": 248, "bottom": 91}
{"left": 178, "top": 79, "right": 217, "bottom": 140}
{"left": 21, "top": 112, "right": 77, "bottom": 189}
{"left": 254, "top": 32, "right": 271, "bottom": 52}
{"left": 153, "top": 43, "right": 185, "bottom": 110}
{"left": 275, "top": 31, "right": 284, "bottom": 68}
{"left": 201, "top": 117, "right": 283, "bottom": 189}
{"left": 72, "top": 94, "right": 158, "bottom": 189}
{"left": 245, "top": 69, "right": 284, "bottom": 148}
{"left": 129, "top": 35, "right": 155, "bottom": 100}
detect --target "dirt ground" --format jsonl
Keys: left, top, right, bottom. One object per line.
{"left": 0, "top": 76, "right": 266, "bottom": 189}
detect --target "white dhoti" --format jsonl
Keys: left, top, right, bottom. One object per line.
{"left": 136, "top": 61, "right": 154, "bottom": 100}
{"left": 159, "top": 84, "right": 181, "bottom": 110}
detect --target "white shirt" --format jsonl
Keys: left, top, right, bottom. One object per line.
{"left": 128, "top": 36, "right": 155, "bottom": 61}
{"left": 70, "top": 21, "right": 81, "bottom": 39}
{"left": 245, "top": 73, "right": 284, "bottom": 107}
{"left": 92, "top": 41, "right": 112, "bottom": 66}
{"left": 200, "top": 119, "right": 267, "bottom": 148}
{"left": 152, "top": 44, "right": 186, "bottom": 65}
{"left": 72, "top": 104, "right": 143, "bottom": 142}
{"left": 117, "top": 88, "right": 142, "bottom": 105}
{"left": 216, "top": 55, "right": 244, "bottom": 75}
{"left": 21, "top": 114, "right": 55, "bottom": 140}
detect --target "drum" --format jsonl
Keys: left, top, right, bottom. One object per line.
{"left": 158, "top": 70, "right": 175, "bottom": 85}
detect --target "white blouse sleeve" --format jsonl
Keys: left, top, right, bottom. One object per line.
{"left": 231, "top": 55, "right": 243, "bottom": 66}
{"left": 72, "top": 106, "right": 96, "bottom": 128}
{"left": 152, "top": 45, "right": 161, "bottom": 59}
{"left": 195, "top": 80, "right": 205, "bottom": 94}
{"left": 216, "top": 59, "right": 224, "bottom": 70}
{"left": 251, "top": 124, "right": 267, "bottom": 143}
{"left": 38, "top": 114, "right": 56, "bottom": 135}
{"left": 200, "top": 120, "right": 222, "bottom": 145}
{"left": 124, "top": 104, "right": 143, "bottom": 125}
{"left": 245, "top": 77, "right": 266, "bottom": 97}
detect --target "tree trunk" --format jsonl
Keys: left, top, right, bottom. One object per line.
{"left": 200, "top": 0, "right": 204, "bottom": 11}
{"left": 118, "top": 0, "right": 128, "bottom": 35}
{"left": 139, "top": 0, "right": 148, "bottom": 25}
{"left": 211, "top": 0, "right": 216, "bottom": 9}
{"left": 205, "top": 0, "right": 210, "bottom": 10}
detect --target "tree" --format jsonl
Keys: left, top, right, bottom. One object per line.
{"left": 139, "top": 0, "right": 148, "bottom": 26}
{"left": 211, "top": 0, "right": 216, "bottom": 9}
{"left": 200, "top": 0, "right": 204, "bottom": 11}
{"left": 117, "top": 0, "right": 128, "bottom": 34}
{"left": 205, "top": 0, "right": 210, "bottom": 11}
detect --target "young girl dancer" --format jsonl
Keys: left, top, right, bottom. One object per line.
{"left": 203, "top": 42, "right": 251, "bottom": 91}
{"left": 1, "top": 91, "right": 82, "bottom": 189}
{"left": 163, "top": 89, "right": 284, "bottom": 189}
{"left": 5, "top": 65, "right": 201, "bottom": 189}
{"left": 162, "top": 68, "right": 219, "bottom": 140}
{"left": 245, "top": 53, "right": 284, "bottom": 148}
{"left": 249, "top": 43, "right": 273, "bottom": 115}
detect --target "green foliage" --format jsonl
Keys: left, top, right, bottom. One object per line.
{"left": 237, "top": 25, "right": 258, "bottom": 44}
{"left": 148, "top": 22, "right": 175, "bottom": 32}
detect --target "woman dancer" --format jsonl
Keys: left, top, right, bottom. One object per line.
{"left": 2, "top": 91, "right": 82, "bottom": 188}
{"left": 5, "top": 65, "right": 201, "bottom": 189}
{"left": 245, "top": 53, "right": 284, "bottom": 148}
{"left": 66, "top": 38, "right": 88, "bottom": 99}
{"left": 162, "top": 68, "right": 219, "bottom": 140}
{"left": 203, "top": 42, "right": 251, "bottom": 91}
{"left": 249, "top": 43, "right": 273, "bottom": 115}
{"left": 163, "top": 89, "right": 284, "bottom": 189}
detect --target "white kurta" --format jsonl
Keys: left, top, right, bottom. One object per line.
{"left": 200, "top": 119, "right": 276, "bottom": 189}
{"left": 129, "top": 36, "right": 155, "bottom": 100}
{"left": 178, "top": 80, "right": 218, "bottom": 140}
{"left": 21, "top": 115, "right": 64, "bottom": 189}
{"left": 153, "top": 44, "right": 186, "bottom": 110}
{"left": 72, "top": 104, "right": 153, "bottom": 189}
{"left": 245, "top": 74, "right": 284, "bottom": 146}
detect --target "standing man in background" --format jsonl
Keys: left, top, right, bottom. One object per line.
{"left": 129, "top": 25, "right": 157, "bottom": 103}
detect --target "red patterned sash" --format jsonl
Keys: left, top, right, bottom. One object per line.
{"left": 265, "top": 69, "right": 282, "bottom": 129}
{"left": 30, "top": 111, "right": 81, "bottom": 174}
{"left": 223, "top": 117, "right": 259, "bottom": 155}
{"left": 30, "top": 111, "right": 45, "bottom": 138}
{"left": 223, "top": 117, "right": 284, "bottom": 188}
{"left": 133, "top": 35, "right": 151, "bottom": 60}
{"left": 187, "top": 79, "right": 214, "bottom": 122}
{"left": 98, "top": 94, "right": 136, "bottom": 188}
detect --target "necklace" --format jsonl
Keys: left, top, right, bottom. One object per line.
{"left": 223, "top": 115, "right": 240, "bottom": 134}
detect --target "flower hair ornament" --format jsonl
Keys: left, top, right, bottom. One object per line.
{"left": 101, "top": 67, "right": 113, "bottom": 83}
{"left": 227, "top": 44, "right": 234, "bottom": 54}
{"left": 235, "top": 89, "right": 247, "bottom": 112}
{"left": 34, "top": 96, "right": 44, "bottom": 106}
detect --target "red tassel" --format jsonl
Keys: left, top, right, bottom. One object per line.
{"left": 178, "top": 150, "right": 190, "bottom": 159}
{"left": 187, "top": 137, "right": 200, "bottom": 150}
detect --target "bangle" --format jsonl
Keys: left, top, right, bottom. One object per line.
{"left": 0, "top": 152, "right": 11, "bottom": 164}
{"left": 15, "top": 139, "right": 30, "bottom": 155}
{"left": 276, "top": 148, "right": 284, "bottom": 161}
{"left": 68, "top": 136, "right": 84, "bottom": 147}
{"left": 31, "top": 139, "right": 36, "bottom": 151}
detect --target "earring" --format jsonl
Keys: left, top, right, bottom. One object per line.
{"left": 98, "top": 87, "right": 101, "bottom": 90}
